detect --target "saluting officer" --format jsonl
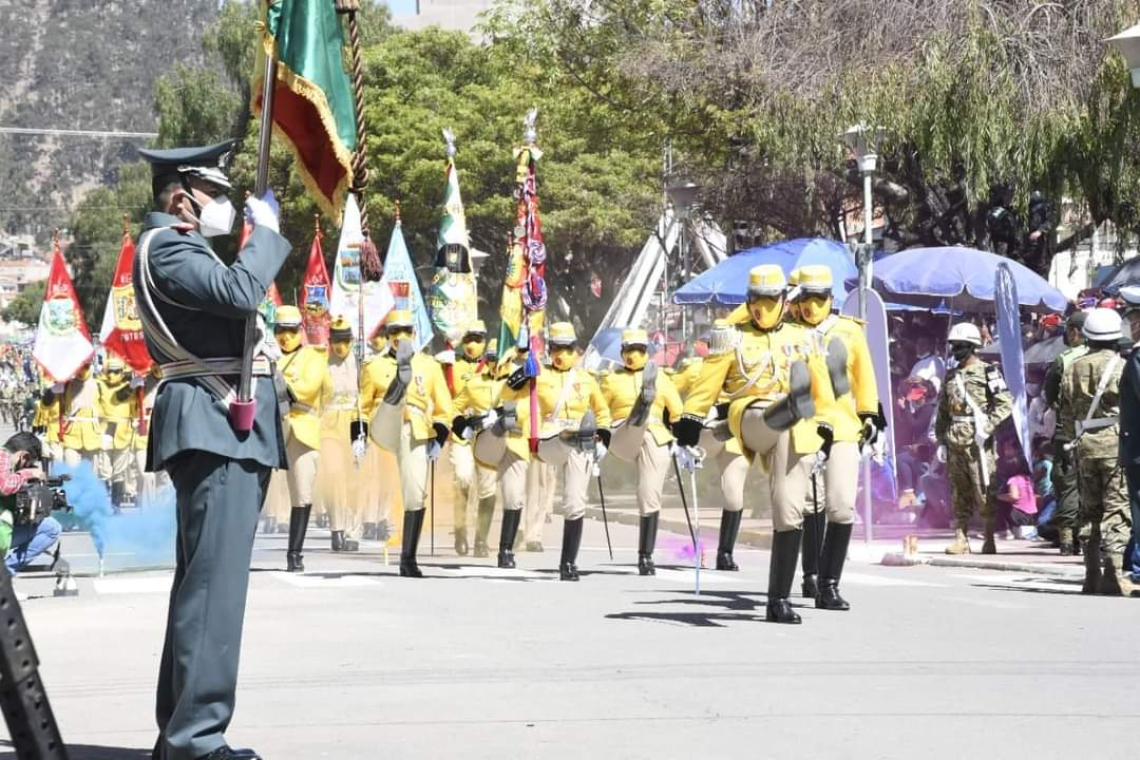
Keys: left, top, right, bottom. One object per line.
{"left": 600, "top": 328, "right": 683, "bottom": 575}
{"left": 274, "top": 305, "right": 331, "bottom": 572}
{"left": 787, "top": 265, "right": 882, "bottom": 610}
{"left": 674, "top": 265, "right": 841, "bottom": 624}
{"left": 935, "top": 323, "right": 1013, "bottom": 555}
{"left": 1060, "top": 308, "right": 1134, "bottom": 595}
{"left": 135, "top": 140, "right": 289, "bottom": 760}
{"left": 361, "top": 309, "right": 452, "bottom": 578}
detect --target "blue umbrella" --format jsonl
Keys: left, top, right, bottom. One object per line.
{"left": 673, "top": 237, "right": 856, "bottom": 305}
{"left": 847, "top": 246, "right": 1067, "bottom": 313}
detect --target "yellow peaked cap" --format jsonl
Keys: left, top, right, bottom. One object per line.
{"left": 386, "top": 310, "right": 414, "bottom": 329}
{"left": 275, "top": 305, "right": 302, "bottom": 327}
{"left": 549, "top": 322, "right": 577, "bottom": 345}
{"left": 747, "top": 264, "right": 786, "bottom": 296}
{"left": 621, "top": 328, "right": 648, "bottom": 347}
{"left": 796, "top": 264, "right": 833, "bottom": 294}
{"left": 464, "top": 319, "right": 487, "bottom": 336}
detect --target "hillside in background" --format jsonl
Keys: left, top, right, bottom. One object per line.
{"left": 0, "top": 0, "right": 219, "bottom": 241}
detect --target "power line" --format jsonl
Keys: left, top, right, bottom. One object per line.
{"left": 0, "top": 127, "right": 158, "bottom": 139}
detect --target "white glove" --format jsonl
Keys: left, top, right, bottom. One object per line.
{"left": 481, "top": 408, "right": 499, "bottom": 432}
{"left": 244, "top": 189, "right": 280, "bottom": 234}
{"left": 812, "top": 450, "right": 828, "bottom": 475}
{"left": 351, "top": 435, "right": 366, "bottom": 464}
{"left": 672, "top": 444, "right": 700, "bottom": 473}
{"left": 936, "top": 444, "right": 947, "bottom": 463}
{"left": 101, "top": 434, "right": 114, "bottom": 451}
{"left": 51, "top": 383, "right": 65, "bottom": 394}
{"left": 434, "top": 349, "right": 456, "bottom": 365}
{"left": 428, "top": 441, "right": 441, "bottom": 462}
{"left": 130, "top": 375, "right": 145, "bottom": 389}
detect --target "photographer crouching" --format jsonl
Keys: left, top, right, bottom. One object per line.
{"left": 0, "top": 432, "right": 62, "bottom": 575}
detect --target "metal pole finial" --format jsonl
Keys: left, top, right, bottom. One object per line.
{"left": 523, "top": 107, "right": 539, "bottom": 146}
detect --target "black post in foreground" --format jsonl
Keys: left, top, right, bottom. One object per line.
{"left": 595, "top": 473, "right": 614, "bottom": 561}
{"left": 0, "top": 562, "right": 68, "bottom": 759}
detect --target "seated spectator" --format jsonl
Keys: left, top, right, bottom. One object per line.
{"left": 993, "top": 437, "right": 1038, "bottom": 541}
{"left": 1026, "top": 369, "right": 1055, "bottom": 444}
{"left": 909, "top": 334, "right": 946, "bottom": 394}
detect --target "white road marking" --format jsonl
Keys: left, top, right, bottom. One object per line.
{"left": 269, "top": 572, "right": 383, "bottom": 588}
{"left": 436, "top": 566, "right": 548, "bottom": 580}
{"left": 840, "top": 571, "right": 949, "bottom": 588}
{"left": 92, "top": 576, "right": 173, "bottom": 595}
{"left": 652, "top": 569, "right": 744, "bottom": 585}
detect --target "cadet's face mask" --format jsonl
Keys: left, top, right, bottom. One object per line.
{"left": 949, "top": 343, "right": 974, "bottom": 362}
{"left": 369, "top": 334, "right": 387, "bottom": 353}
{"left": 799, "top": 295, "right": 831, "bottom": 326}
{"left": 185, "top": 186, "right": 235, "bottom": 238}
{"left": 276, "top": 328, "right": 301, "bottom": 353}
{"left": 106, "top": 370, "right": 123, "bottom": 384}
{"left": 331, "top": 341, "right": 352, "bottom": 359}
{"left": 622, "top": 347, "right": 648, "bottom": 371}
{"left": 551, "top": 346, "right": 577, "bottom": 370}
{"left": 387, "top": 328, "right": 413, "bottom": 348}
{"left": 462, "top": 337, "right": 486, "bottom": 360}
{"left": 747, "top": 295, "right": 784, "bottom": 329}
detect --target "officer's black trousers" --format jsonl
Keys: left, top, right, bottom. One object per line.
{"left": 154, "top": 452, "right": 270, "bottom": 760}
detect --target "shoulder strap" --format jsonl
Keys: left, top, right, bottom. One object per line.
{"left": 550, "top": 368, "right": 579, "bottom": 421}
{"left": 1085, "top": 354, "right": 1123, "bottom": 423}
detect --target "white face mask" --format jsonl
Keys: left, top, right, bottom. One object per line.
{"left": 1026, "top": 383, "right": 1041, "bottom": 397}
{"left": 188, "top": 190, "right": 235, "bottom": 238}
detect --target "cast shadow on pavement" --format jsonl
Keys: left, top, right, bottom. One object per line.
{"left": 605, "top": 589, "right": 799, "bottom": 627}
{"left": 971, "top": 578, "right": 1084, "bottom": 596}
{"left": 0, "top": 742, "right": 150, "bottom": 759}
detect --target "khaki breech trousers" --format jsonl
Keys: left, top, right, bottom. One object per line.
{"left": 397, "top": 421, "right": 430, "bottom": 514}
{"left": 499, "top": 450, "right": 529, "bottom": 513}
{"left": 452, "top": 443, "right": 497, "bottom": 530}
{"left": 285, "top": 434, "right": 320, "bottom": 507}
{"left": 636, "top": 437, "right": 671, "bottom": 516}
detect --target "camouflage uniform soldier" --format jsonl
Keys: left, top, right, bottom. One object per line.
{"left": 935, "top": 323, "right": 1013, "bottom": 555}
{"left": 1060, "top": 308, "right": 1134, "bottom": 596}
{"left": 1043, "top": 311, "right": 1087, "bottom": 555}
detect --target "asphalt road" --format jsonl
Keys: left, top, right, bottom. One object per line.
{"left": 2, "top": 514, "right": 1135, "bottom": 760}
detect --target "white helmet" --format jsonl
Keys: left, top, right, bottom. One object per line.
{"left": 947, "top": 322, "right": 982, "bottom": 347}
{"left": 1082, "top": 307, "right": 1123, "bottom": 341}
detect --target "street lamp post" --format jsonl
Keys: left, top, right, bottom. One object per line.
{"left": 666, "top": 181, "right": 700, "bottom": 343}
{"left": 841, "top": 124, "right": 884, "bottom": 544}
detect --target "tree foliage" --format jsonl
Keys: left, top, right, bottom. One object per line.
{"left": 3, "top": 281, "right": 45, "bottom": 327}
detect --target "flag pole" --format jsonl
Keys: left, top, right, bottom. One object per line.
{"left": 235, "top": 10, "right": 278, "bottom": 430}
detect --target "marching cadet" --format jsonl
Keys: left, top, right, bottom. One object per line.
{"left": 35, "top": 375, "right": 64, "bottom": 462}
{"left": 1043, "top": 311, "right": 1087, "bottom": 555}
{"left": 319, "top": 317, "right": 365, "bottom": 552}
{"left": 132, "top": 365, "right": 165, "bottom": 504}
{"left": 54, "top": 362, "right": 104, "bottom": 471}
{"left": 497, "top": 322, "right": 612, "bottom": 579}
{"left": 361, "top": 325, "right": 395, "bottom": 541}
{"left": 600, "top": 328, "right": 682, "bottom": 575}
{"left": 135, "top": 140, "right": 289, "bottom": 760}
{"left": 450, "top": 328, "right": 501, "bottom": 557}
{"left": 786, "top": 265, "right": 881, "bottom": 610}
{"left": 1060, "top": 308, "right": 1134, "bottom": 595}
{"left": 361, "top": 309, "right": 452, "bottom": 578}
{"left": 274, "top": 305, "right": 330, "bottom": 572}
{"left": 97, "top": 357, "right": 139, "bottom": 510}
{"left": 935, "top": 322, "right": 1013, "bottom": 555}
{"left": 673, "top": 265, "right": 842, "bottom": 624}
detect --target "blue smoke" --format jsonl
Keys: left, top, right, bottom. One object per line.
{"left": 53, "top": 460, "right": 176, "bottom": 570}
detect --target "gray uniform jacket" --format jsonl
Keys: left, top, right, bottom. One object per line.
{"left": 134, "top": 212, "right": 291, "bottom": 472}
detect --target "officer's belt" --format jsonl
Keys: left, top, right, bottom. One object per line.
{"left": 160, "top": 357, "right": 272, "bottom": 383}
{"left": 66, "top": 416, "right": 101, "bottom": 424}
{"left": 327, "top": 402, "right": 359, "bottom": 411}
{"left": 290, "top": 402, "right": 317, "bottom": 415}
{"left": 951, "top": 416, "right": 978, "bottom": 424}
{"left": 1074, "top": 417, "right": 1117, "bottom": 435}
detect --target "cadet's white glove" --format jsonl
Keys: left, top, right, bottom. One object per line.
{"left": 130, "top": 375, "right": 145, "bottom": 389}
{"left": 936, "top": 444, "right": 947, "bottom": 463}
{"left": 428, "top": 441, "right": 441, "bottom": 462}
{"left": 351, "top": 435, "right": 367, "bottom": 464}
{"left": 672, "top": 443, "right": 701, "bottom": 473}
{"left": 101, "top": 434, "right": 113, "bottom": 451}
{"left": 51, "top": 383, "right": 65, "bottom": 394}
{"left": 244, "top": 189, "right": 280, "bottom": 234}
{"left": 434, "top": 349, "right": 456, "bottom": 365}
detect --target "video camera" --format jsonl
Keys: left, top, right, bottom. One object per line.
{"left": 12, "top": 474, "right": 71, "bottom": 527}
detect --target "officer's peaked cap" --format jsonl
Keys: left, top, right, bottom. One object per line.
{"left": 138, "top": 139, "right": 236, "bottom": 197}
{"left": 1118, "top": 286, "right": 1140, "bottom": 316}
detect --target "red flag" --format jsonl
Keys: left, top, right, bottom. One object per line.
{"left": 300, "top": 230, "right": 332, "bottom": 345}
{"left": 99, "top": 230, "right": 153, "bottom": 373}
{"left": 33, "top": 239, "right": 94, "bottom": 382}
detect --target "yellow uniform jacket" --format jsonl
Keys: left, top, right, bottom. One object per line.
{"left": 682, "top": 321, "right": 835, "bottom": 458}
{"left": 56, "top": 376, "right": 104, "bottom": 452}
{"left": 98, "top": 378, "right": 139, "bottom": 450}
{"left": 451, "top": 362, "right": 500, "bottom": 448}
{"left": 279, "top": 345, "right": 331, "bottom": 450}
{"left": 321, "top": 353, "right": 362, "bottom": 441}
{"left": 791, "top": 315, "right": 879, "bottom": 454}
{"left": 361, "top": 351, "right": 452, "bottom": 443}
{"left": 601, "top": 367, "right": 683, "bottom": 446}
{"left": 134, "top": 376, "right": 160, "bottom": 452}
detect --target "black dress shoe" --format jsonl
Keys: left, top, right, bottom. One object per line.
{"left": 815, "top": 579, "right": 850, "bottom": 611}
{"left": 765, "top": 599, "right": 802, "bottom": 624}
{"left": 801, "top": 572, "right": 819, "bottom": 599}
{"left": 196, "top": 746, "right": 262, "bottom": 760}
{"left": 716, "top": 551, "right": 739, "bottom": 571}
{"left": 637, "top": 554, "right": 656, "bottom": 576}
{"left": 559, "top": 562, "right": 580, "bottom": 581}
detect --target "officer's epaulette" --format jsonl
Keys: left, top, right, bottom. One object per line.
{"left": 838, "top": 314, "right": 866, "bottom": 326}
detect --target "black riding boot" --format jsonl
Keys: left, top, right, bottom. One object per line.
{"left": 766, "top": 529, "right": 803, "bottom": 624}
{"left": 801, "top": 509, "right": 826, "bottom": 598}
{"left": 399, "top": 510, "right": 425, "bottom": 578}
{"left": 560, "top": 517, "right": 584, "bottom": 581}
{"left": 286, "top": 505, "right": 310, "bottom": 572}
{"left": 716, "top": 510, "right": 742, "bottom": 571}
{"left": 331, "top": 530, "right": 345, "bottom": 551}
{"left": 816, "top": 522, "right": 853, "bottom": 611}
{"left": 637, "top": 513, "right": 659, "bottom": 576}
{"left": 498, "top": 509, "right": 522, "bottom": 568}
{"left": 454, "top": 526, "right": 469, "bottom": 557}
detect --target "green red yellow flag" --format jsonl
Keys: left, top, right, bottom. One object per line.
{"left": 252, "top": 0, "right": 358, "bottom": 219}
